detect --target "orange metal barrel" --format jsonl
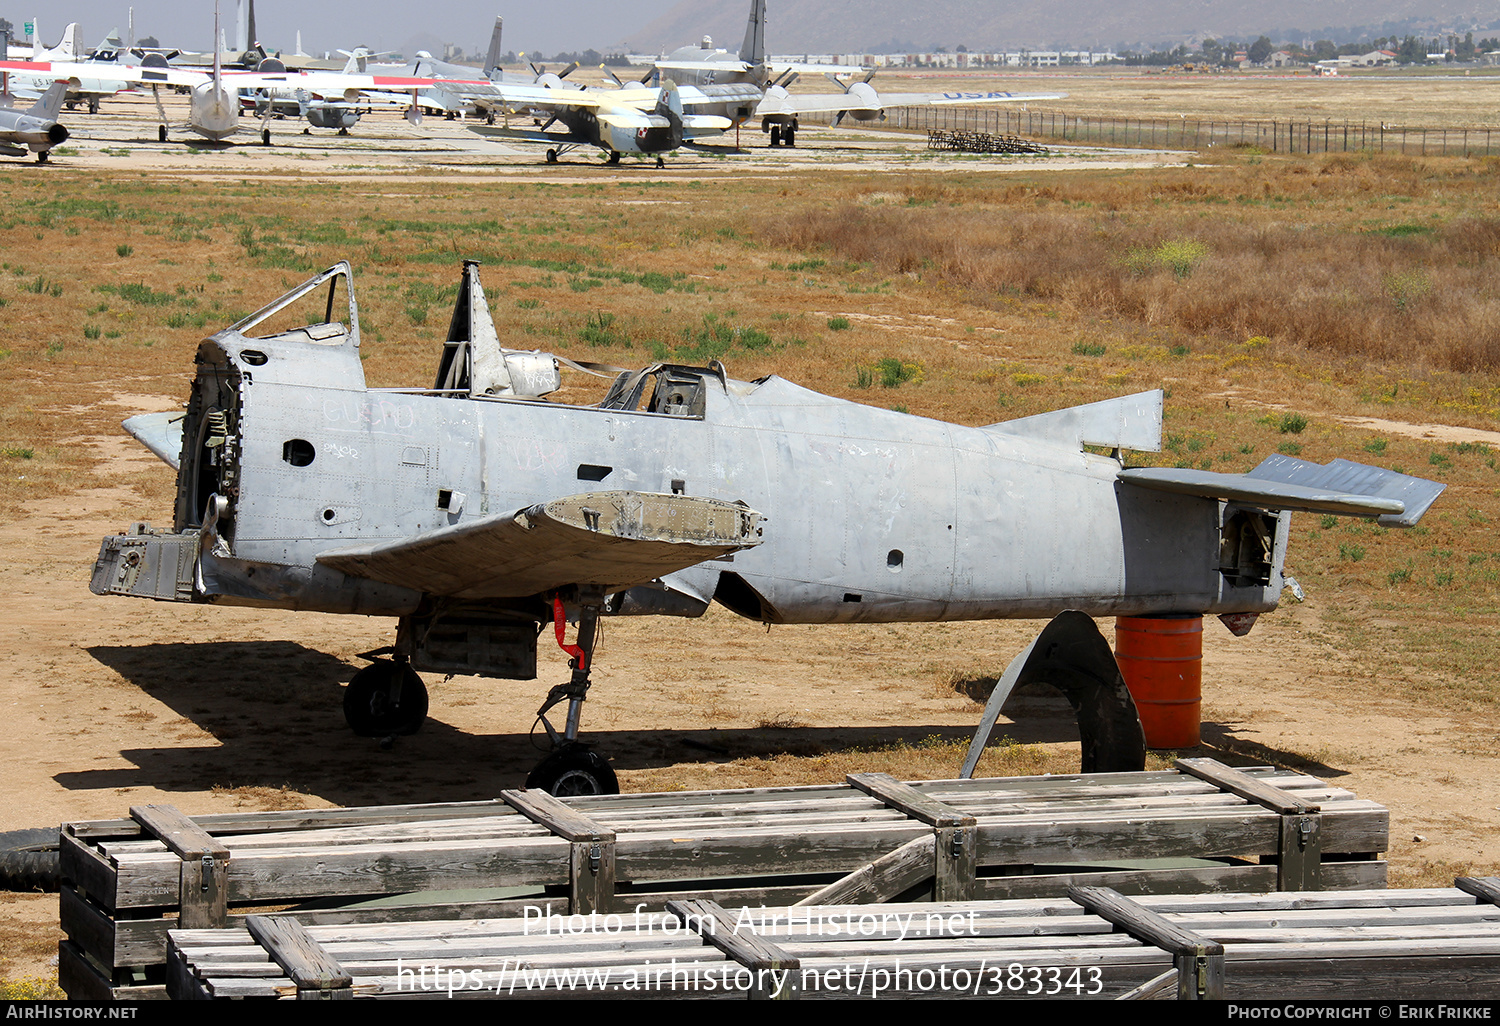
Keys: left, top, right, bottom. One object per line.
{"left": 1114, "top": 615, "right": 1203, "bottom": 749}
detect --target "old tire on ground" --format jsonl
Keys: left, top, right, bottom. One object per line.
{"left": 343, "top": 661, "right": 428, "bottom": 737}
{"left": 0, "top": 828, "right": 61, "bottom": 892}
{"left": 526, "top": 746, "right": 618, "bottom": 796}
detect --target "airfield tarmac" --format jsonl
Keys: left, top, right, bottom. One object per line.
{"left": 3, "top": 77, "right": 1500, "bottom": 987}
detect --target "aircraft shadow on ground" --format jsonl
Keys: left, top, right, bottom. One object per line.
{"left": 70, "top": 642, "right": 1101, "bottom": 807}
{"left": 75, "top": 643, "right": 1345, "bottom": 808}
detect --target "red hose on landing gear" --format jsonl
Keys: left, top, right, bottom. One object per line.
{"left": 552, "top": 594, "right": 587, "bottom": 671}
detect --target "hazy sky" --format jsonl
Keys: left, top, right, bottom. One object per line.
{"left": 7, "top": 1, "right": 685, "bottom": 59}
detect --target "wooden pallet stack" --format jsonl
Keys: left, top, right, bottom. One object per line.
{"left": 165, "top": 880, "right": 1500, "bottom": 1000}
{"left": 58, "top": 758, "right": 1388, "bottom": 999}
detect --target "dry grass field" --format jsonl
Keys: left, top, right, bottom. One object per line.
{"left": 2, "top": 70, "right": 1500, "bottom": 990}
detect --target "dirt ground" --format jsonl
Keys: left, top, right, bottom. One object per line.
{"left": 4, "top": 75, "right": 1500, "bottom": 987}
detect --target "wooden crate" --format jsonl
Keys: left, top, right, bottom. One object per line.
{"left": 58, "top": 758, "right": 1387, "bottom": 998}
{"left": 165, "top": 880, "right": 1500, "bottom": 1000}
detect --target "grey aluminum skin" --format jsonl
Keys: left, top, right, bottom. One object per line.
{"left": 0, "top": 81, "right": 69, "bottom": 162}
{"left": 92, "top": 260, "right": 1443, "bottom": 789}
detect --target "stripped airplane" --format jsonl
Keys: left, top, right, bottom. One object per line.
{"left": 93, "top": 260, "right": 1444, "bottom": 795}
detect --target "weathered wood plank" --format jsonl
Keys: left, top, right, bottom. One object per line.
{"left": 668, "top": 899, "right": 799, "bottom": 999}
{"left": 244, "top": 915, "right": 352, "bottom": 997}
{"left": 846, "top": 773, "right": 975, "bottom": 828}
{"left": 1175, "top": 757, "right": 1322, "bottom": 814}
{"left": 58, "top": 885, "right": 117, "bottom": 972}
{"left": 794, "top": 835, "right": 933, "bottom": 907}
{"left": 59, "top": 830, "right": 118, "bottom": 910}
{"left": 1068, "top": 886, "right": 1224, "bottom": 957}
{"left": 1456, "top": 876, "right": 1500, "bottom": 907}
{"left": 130, "top": 805, "right": 231, "bottom": 860}
{"left": 499, "top": 790, "right": 606, "bottom": 842}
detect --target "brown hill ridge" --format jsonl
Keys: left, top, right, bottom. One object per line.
{"left": 619, "top": 0, "right": 1500, "bottom": 54}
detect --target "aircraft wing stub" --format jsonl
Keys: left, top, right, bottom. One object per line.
{"left": 316, "top": 490, "right": 763, "bottom": 600}
{"left": 1246, "top": 454, "right": 1446, "bottom": 528}
{"left": 1118, "top": 462, "right": 1435, "bottom": 521}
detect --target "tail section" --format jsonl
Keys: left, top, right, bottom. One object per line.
{"left": 738, "top": 0, "right": 766, "bottom": 64}
{"left": 27, "top": 81, "right": 68, "bottom": 121}
{"left": 483, "top": 17, "right": 503, "bottom": 78}
{"left": 655, "top": 79, "right": 684, "bottom": 121}
{"left": 57, "top": 22, "right": 81, "bottom": 58}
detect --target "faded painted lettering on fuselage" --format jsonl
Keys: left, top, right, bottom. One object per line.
{"left": 322, "top": 395, "right": 419, "bottom": 433}
{"left": 941, "top": 92, "right": 1017, "bottom": 100}
{"left": 509, "top": 437, "right": 569, "bottom": 473}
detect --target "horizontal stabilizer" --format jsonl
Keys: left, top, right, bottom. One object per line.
{"left": 317, "top": 491, "right": 762, "bottom": 599}
{"left": 1246, "top": 455, "right": 1445, "bottom": 527}
{"left": 1118, "top": 455, "right": 1443, "bottom": 523}
{"left": 985, "top": 390, "right": 1163, "bottom": 452}
{"left": 123, "top": 412, "right": 184, "bottom": 470}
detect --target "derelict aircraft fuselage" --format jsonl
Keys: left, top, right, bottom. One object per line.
{"left": 94, "top": 261, "right": 1442, "bottom": 793}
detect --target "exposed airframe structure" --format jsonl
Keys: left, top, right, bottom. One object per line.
{"left": 94, "top": 260, "right": 1444, "bottom": 793}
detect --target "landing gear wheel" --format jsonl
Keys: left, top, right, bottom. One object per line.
{"left": 769, "top": 125, "right": 781, "bottom": 146}
{"left": 261, "top": 128, "right": 272, "bottom": 146}
{"left": 36, "top": 151, "right": 48, "bottom": 164}
{"left": 0, "top": 828, "right": 60, "bottom": 892}
{"left": 158, "top": 124, "right": 167, "bottom": 142}
{"left": 655, "top": 155, "right": 664, "bottom": 168}
{"left": 526, "top": 745, "right": 618, "bottom": 796}
{"left": 607, "top": 151, "right": 621, "bottom": 165}
{"left": 784, "top": 127, "right": 796, "bottom": 147}
{"left": 343, "top": 661, "right": 428, "bottom": 736}
{"left": 546, "top": 148, "right": 558, "bottom": 163}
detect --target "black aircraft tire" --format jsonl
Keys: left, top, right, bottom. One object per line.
{"left": 158, "top": 125, "right": 167, "bottom": 142}
{"left": 344, "top": 662, "right": 428, "bottom": 737}
{"left": 526, "top": 746, "right": 619, "bottom": 797}
{"left": 546, "top": 148, "right": 558, "bottom": 163}
{"left": 0, "top": 828, "right": 61, "bottom": 892}
{"left": 261, "top": 128, "right": 272, "bottom": 146}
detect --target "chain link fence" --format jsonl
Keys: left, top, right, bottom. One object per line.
{"left": 837, "top": 105, "right": 1500, "bottom": 156}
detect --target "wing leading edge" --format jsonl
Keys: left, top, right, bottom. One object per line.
{"left": 316, "top": 490, "right": 763, "bottom": 599}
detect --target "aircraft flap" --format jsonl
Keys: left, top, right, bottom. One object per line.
{"left": 123, "top": 411, "right": 184, "bottom": 470}
{"left": 1118, "top": 465, "right": 1409, "bottom": 519}
{"left": 985, "top": 390, "right": 1163, "bottom": 452}
{"left": 316, "top": 490, "right": 763, "bottom": 600}
{"left": 1246, "top": 454, "right": 1445, "bottom": 527}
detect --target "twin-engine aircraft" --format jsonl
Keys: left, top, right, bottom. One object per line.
{"left": 94, "top": 261, "right": 1443, "bottom": 794}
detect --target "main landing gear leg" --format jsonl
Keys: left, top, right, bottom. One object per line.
{"left": 528, "top": 591, "right": 619, "bottom": 796}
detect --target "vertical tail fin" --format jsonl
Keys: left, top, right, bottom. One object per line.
{"left": 483, "top": 17, "right": 503, "bottom": 78}
{"left": 738, "top": 0, "right": 766, "bottom": 64}
{"left": 58, "top": 23, "right": 80, "bottom": 57}
{"left": 27, "top": 81, "right": 68, "bottom": 121}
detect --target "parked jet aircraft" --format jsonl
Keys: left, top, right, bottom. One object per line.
{"left": 0, "top": 80, "right": 69, "bottom": 161}
{"left": 93, "top": 260, "right": 1444, "bottom": 795}
{"left": 643, "top": 0, "right": 1063, "bottom": 146}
